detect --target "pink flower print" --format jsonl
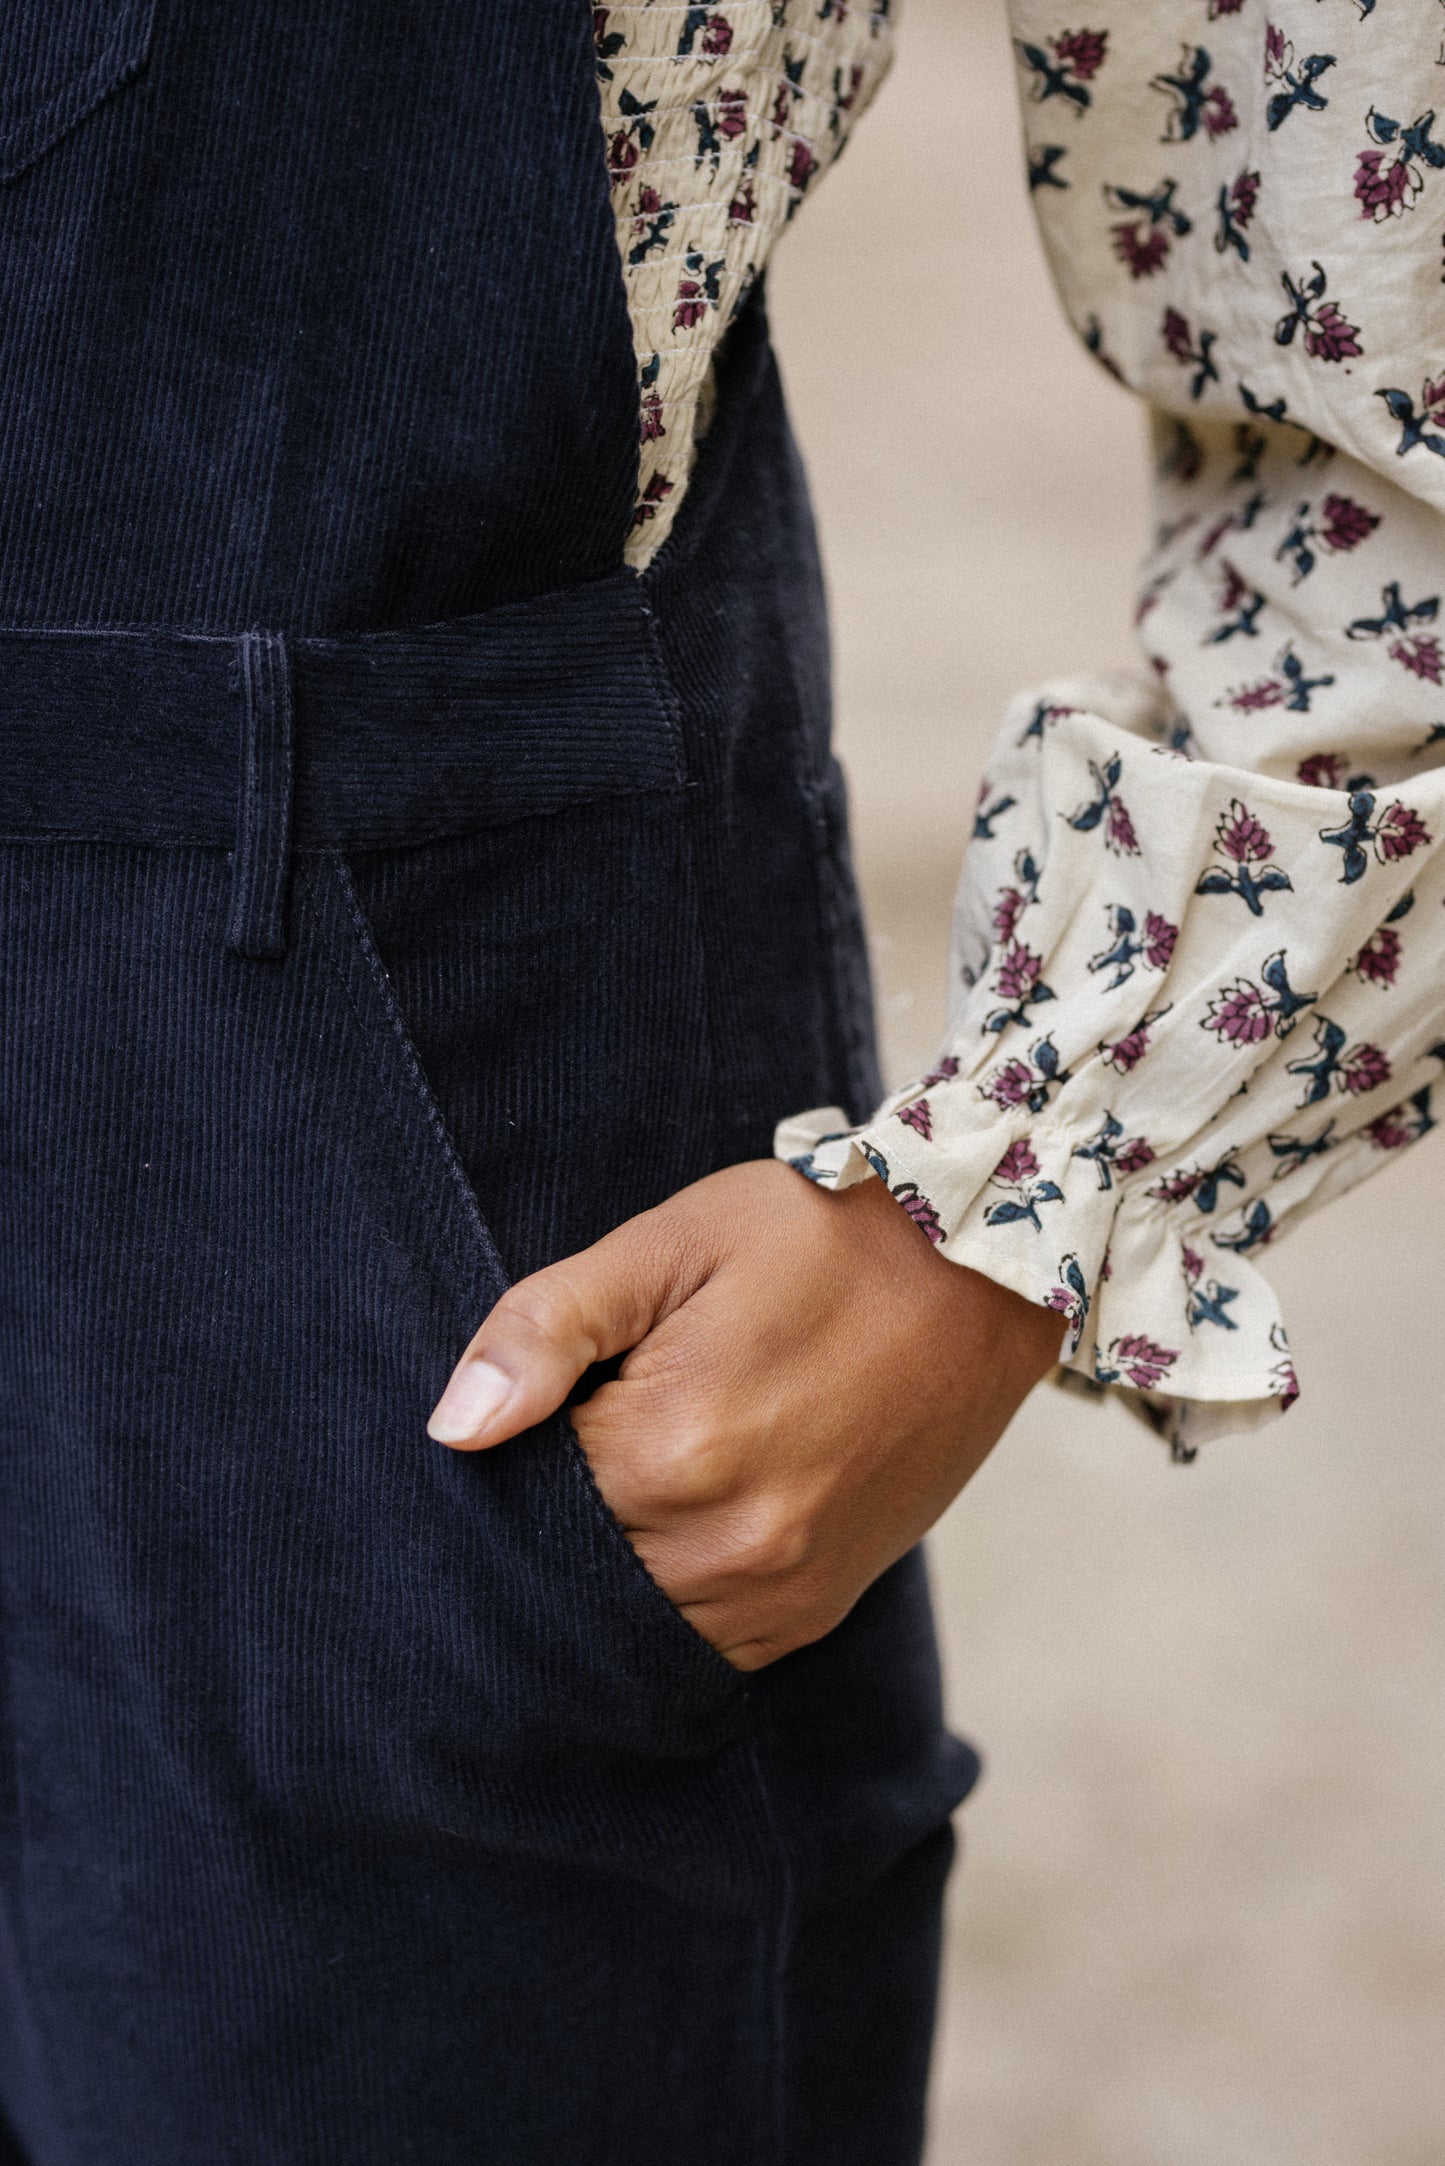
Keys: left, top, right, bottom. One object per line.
{"left": 1264, "top": 23, "right": 1287, "bottom": 76}
{"left": 1347, "top": 583, "right": 1439, "bottom": 676}
{"left": 608, "top": 130, "right": 641, "bottom": 184}
{"left": 1103, "top": 1028, "right": 1147, "bottom": 1075}
{"left": 1053, "top": 28, "right": 1108, "bottom": 80}
{"left": 1220, "top": 646, "right": 1334, "bottom": 716}
{"left": 1112, "top": 223, "right": 1169, "bottom": 278}
{"left": 1354, "top": 108, "right": 1445, "bottom": 224}
{"left": 1275, "top": 264, "right": 1362, "bottom": 364}
{"left": 986, "top": 939, "right": 1057, "bottom": 1032}
{"left": 1218, "top": 799, "right": 1275, "bottom": 864}
{"left": 728, "top": 183, "right": 756, "bottom": 225}
{"left": 1109, "top": 1334, "right": 1180, "bottom": 1391}
{"left": 992, "top": 1138, "right": 1041, "bottom": 1186}
{"left": 1287, "top": 1016, "right": 1389, "bottom": 1104}
{"left": 992, "top": 886, "right": 1027, "bottom": 943}
{"left": 920, "top": 1056, "right": 961, "bottom": 1090}
{"left": 1105, "top": 175, "right": 1195, "bottom": 281}
{"left": 982, "top": 1059, "right": 1034, "bottom": 1109}
{"left": 1106, "top": 796, "right": 1139, "bottom": 855}
{"left": 994, "top": 939, "right": 1045, "bottom": 1004}
{"left": 630, "top": 472, "right": 674, "bottom": 529}
{"left": 893, "top": 1183, "right": 944, "bottom": 1244}
{"left": 1366, "top": 1086, "right": 1436, "bottom": 1152}
{"left": 1375, "top": 801, "right": 1431, "bottom": 861}
{"left": 1306, "top": 301, "right": 1363, "bottom": 364}
{"left": 1227, "top": 677, "right": 1286, "bottom": 714}
{"left": 673, "top": 250, "right": 724, "bottom": 329}
{"left": 1297, "top": 751, "right": 1347, "bottom": 789}
{"left": 1229, "top": 167, "right": 1259, "bottom": 221}
{"left": 716, "top": 86, "right": 748, "bottom": 140}
{"left": 1102, "top": 1007, "right": 1169, "bottom": 1075}
{"left": 1341, "top": 1042, "right": 1391, "bottom": 1096}
{"left": 787, "top": 139, "right": 818, "bottom": 193}
{"left": 1351, "top": 926, "right": 1402, "bottom": 988}
{"left": 1425, "top": 376, "right": 1445, "bottom": 432}
{"left": 1114, "top": 1137, "right": 1157, "bottom": 1177}
{"left": 1355, "top": 146, "right": 1416, "bottom": 221}
{"left": 979, "top": 1037, "right": 1071, "bottom": 1116}
{"left": 1197, "top": 799, "right": 1292, "bottom": 915}
{"left": 1162, "top": 306, "right": 1193, "bottom": 361}
{"left": 1144, "top": 913, "right": 1178, "bottom": 971}
{"left": 1208, "top": 0, "right": 1246, "bottom": 13}
{"left": 984, "top": 1138, "right": 1067, "bottom": 1232}
{"left": 1389, "top": 633, "right": 1444, "bottom": 683}
{"left": 1066, "top": 754, "right": 1140, "bottom": 857}
{"left": 1202, "top": 85, "right": 1238, "bottom": 139}
{"left": 1203, "top": 979, "right": 1272, "bottom": 1046}
{"left": 1320, "top": 791, "right": 1430, "bottom": 882}
{"left": 677, "top": 7, "right": 733, "bottom": 55}
{"left": 1181, "top": 1243, "right": 1204, "bottom": 1282}
{"left": 640, "top": 389, "right": 665, "bottom": 444}
{"left": 1204, "top": 951, "right": 1316, "bottom": 1045}
{"left": 1319, "top": 494, "right": 1379, "bottom": 554}
{"left": 1091, "top": 907, "right": 1177, "bottom": 991}
{"left": 1152, "top": 43, "right": 1237, "bottom": 143}
{"left": 896, "top": 1097, "right": 933, "bottom": 1141}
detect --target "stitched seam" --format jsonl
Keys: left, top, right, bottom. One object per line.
{"left": 297, "top": 854, "right": 500, "bottom": 1273}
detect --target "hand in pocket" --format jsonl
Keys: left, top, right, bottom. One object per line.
{"left": 427, "top": 1160, "right": 1061, "bottom": 1670}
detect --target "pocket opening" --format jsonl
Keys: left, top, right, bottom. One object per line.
{"left": 0, "top": 0, "right": 156, "bottom": 188}
{"left": 298, "top": 848, "right": 747, "bottom": 1720}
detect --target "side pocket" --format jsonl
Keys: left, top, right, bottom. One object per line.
{"left": 296, "top": 849, "right": 748, "bottom": 1730}
{"left": 0, "top": 1, "right": 155, "bottom": 186}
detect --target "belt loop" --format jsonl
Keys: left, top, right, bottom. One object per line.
{"left": 227, "top": 630, "right": 294, "bottom": 960}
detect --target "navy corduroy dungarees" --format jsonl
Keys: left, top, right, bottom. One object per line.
{"left": 0, "top": 5, "right": 978, "bottom": 2159}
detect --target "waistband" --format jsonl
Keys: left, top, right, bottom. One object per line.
{"left": 0, "top": 569, "right": 683, "bottom": 957}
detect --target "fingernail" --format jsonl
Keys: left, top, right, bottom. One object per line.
{"left": 427, "top": 1360, "right": 513, "bottom": 1444}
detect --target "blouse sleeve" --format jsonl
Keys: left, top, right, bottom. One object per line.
{"left": 776, "top": 671, "right": 1445, "bottom": 1456}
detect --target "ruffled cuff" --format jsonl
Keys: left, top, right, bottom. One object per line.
{"left": 777, "top": 680, "right": 1445, "bottom": 1457}
{"left": 775, "top": 1094, "right": 1295, "bottom": 1458}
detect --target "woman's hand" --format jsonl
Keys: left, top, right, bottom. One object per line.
{"left": 427, "top": 1159, "right": 1062, "bottom": 1670}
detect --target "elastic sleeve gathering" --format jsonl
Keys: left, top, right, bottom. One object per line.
{"left": 776, "top": 678, "right": 1445, "bottom": 1455}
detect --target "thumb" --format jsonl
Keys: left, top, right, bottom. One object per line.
{"left": 426, "top": 1207, "right": 699, "bottom": 1450}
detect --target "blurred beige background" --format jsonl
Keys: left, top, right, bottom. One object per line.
{"left": 767, "top": 3, "right": 1445, "bottom": 2161}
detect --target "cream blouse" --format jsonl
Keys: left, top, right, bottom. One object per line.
{"left": 774, "top": 2, "right": 1445, "bottom": 1453}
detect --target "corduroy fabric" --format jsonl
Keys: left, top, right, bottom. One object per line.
{"left": 0, "top": 11, "right": 976, "bottom": 2161}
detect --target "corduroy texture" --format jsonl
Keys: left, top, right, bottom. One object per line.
{"left": 0, "top": 9, "right": 974, "bottom": 2160}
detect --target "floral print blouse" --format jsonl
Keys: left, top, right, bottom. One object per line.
{"left": 771, "top": 2, "right": 1445, "bottom": 1454}
{"left": 595, "top": 2, "right": 895, "bottom": 562}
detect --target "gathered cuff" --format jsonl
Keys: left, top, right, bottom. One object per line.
{"left": 774, "top": 1098, "right": 1297, "bottom": 1458}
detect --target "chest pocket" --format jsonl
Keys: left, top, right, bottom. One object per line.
{"left": 0, "top": 0, "right": 154, "bottom": 186}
